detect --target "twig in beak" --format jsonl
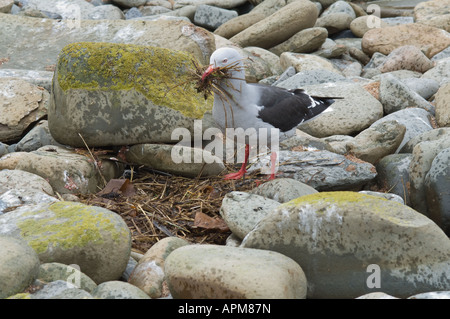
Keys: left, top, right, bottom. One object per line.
{"left": 201, "top": 65, "right": 215, "bottom": 82}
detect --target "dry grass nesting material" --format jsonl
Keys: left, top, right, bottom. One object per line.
{"left": 187, "top": 58, "right": 245, "bottom": 100}
{"left": 79, "top": 168, "right": 260, "bottom": 254}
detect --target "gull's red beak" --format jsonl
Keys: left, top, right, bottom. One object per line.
{"left": 201, "top": 64, "right": 215, "bottom": 82}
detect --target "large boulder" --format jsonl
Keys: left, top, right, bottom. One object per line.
{"left": 0, "top": 169, "right": 58, "bottom": 213}
{"left": 375, "top": 154, "right": 412, "bottom": 205}
{"left": 361, "top": 23, "right": 450, "bottom": 58}
{"left": 125, "top": 144, "right": 225, "bottom": 178}
{"left": 435, "top": 83, "right": 450, "bottom": 127}
{"left": 0, "top": 13, "right": 215, "bottom": 70}
{"left": 214, "top": 0, "right": 299, "bottom": 39}
{"left": 0, "top": 236, "right": 40, "bottom": 299}
{"left": 128, "top": 236, "right": 190, "bottom": 298}
{"left": 229, "top": 0, "right": 319, "bottom": 49}
{"left": 379, "top": 73, "right": 435, "bottom": 115}
{"left": 37, "top": 262, "right": 97, "bottom": 293}
{"left": 409, "top": 138, "right": 450, "bottom": 215}
{"left": 295, "top": 82, "right": 383, "bottom": 137}
{"left": 425, "top": 148, "right": 450, "bottom": 234}
{"left": 347, "top": 120, "right": 406, "bottom": 164}
{"left": 242, "top": 192, "right": 450, "bottom": 298}
{"left": 371, "top": 108, "right": 434, "bottom": 153}
{"left": 0, "top": 78, "right": 48, "bottom": 143}
{"left": 48, "top": 42, "right": 213, "bottom": 147}
{"left": 173, "top": 0, "right": 248, "bottom": 9}
{"left": 220, "top": 191, "right": 281, "bottom": 239}
{"left": 249, "top": 178, "right": 318, "bottom": 203}
{"left": 14, "top": 146, "right": 122, "bottom": 195}
{"left": 165, "top": 244, "right": 307, "bottom": 299}
{"left": 22, "top": 0, "right": 95, "bottom": 19}
{"left": 414, "top": 0, "right": 450, "bottom": 32}
{"left": 248, "top": 150, "right": 377, "bottom": 191}
{"left": 0, "top": 201, "right": 132, "bottom": 284}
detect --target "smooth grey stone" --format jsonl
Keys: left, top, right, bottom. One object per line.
{"left": 194, "top": 4, "right": 238, "bottom": 30}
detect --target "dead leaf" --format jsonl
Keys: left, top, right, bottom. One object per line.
{"left": 97, "top": 178, "right": 136, "bottom": 198}
{"left": 194, "top": 212, "right": 229, "bottom": 232}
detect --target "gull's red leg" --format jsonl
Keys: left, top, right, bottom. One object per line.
{"left": 267, "top": 151, "right": 278, "bottom": 180}
{"left": 224, "top": 144, "right": 249, "bottom": 180}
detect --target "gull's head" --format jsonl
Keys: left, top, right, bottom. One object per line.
{"left": 201, "top": 47, "right": 245, "bottom": 82}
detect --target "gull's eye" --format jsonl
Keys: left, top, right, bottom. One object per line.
{"left": 222, "top": 58, "right": 228, "bottom": 64}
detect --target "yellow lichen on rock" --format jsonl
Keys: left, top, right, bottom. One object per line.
{"left": 1, "top": 201, "right": 132, "bottom": 284}
{"left": 6, "top": 293, "right": 32, "bottom": 299}
{"left": 282, "top": 191, "right": 430, "bottom": 227}
{"left": 284, "top": 191, "right": 386, "bottom": 206}
{"left": 17, "top": 201, "right": 130, "bottom": 255}
{"left": 56, "top": 42, "right": 213, "bottom": 119}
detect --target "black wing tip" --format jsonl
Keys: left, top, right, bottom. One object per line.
{"left": 310, "top": 95, "right": 344, "bottom": 100}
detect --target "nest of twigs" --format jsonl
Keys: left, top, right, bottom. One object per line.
{"left": 184, "top": 58, "right": 246, "bottom": 100}
{"left": 191, "top": 59, "right": 226, "bottom": 99}
{"left": 79, "top": 167, "right": 260, "bottom": 253}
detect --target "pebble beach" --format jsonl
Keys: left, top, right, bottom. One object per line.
{"left": 0, "top": 0, "right": 450, "bottom": 300}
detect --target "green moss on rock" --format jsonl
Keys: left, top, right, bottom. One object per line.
{"left": 17, "top": 201, "right": 129, "bottom": 255}
{"left": 6, "top": 293, "right": 32, "bottom": 299}
{"left": 57, "top": 42, "right": 212, "bottom": 119}
{"left": 283, "top": 191, "right": 424, "bottom": 227}
{"left": 284, "top": 191, "right": 387, "bottom": 206}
